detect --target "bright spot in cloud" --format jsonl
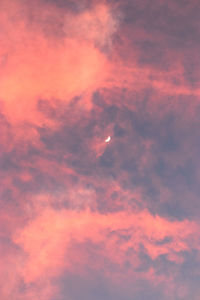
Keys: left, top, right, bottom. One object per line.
{"left": 105, "top": 136, "right": 111, "bottom": 143}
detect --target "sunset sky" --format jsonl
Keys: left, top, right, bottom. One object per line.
{"left": 1, "top": 1, "right": 200, "bottom": 299}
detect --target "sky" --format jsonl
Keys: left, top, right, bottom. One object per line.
{"left": 1, "top": 0, "right": 200, "bottom": 299}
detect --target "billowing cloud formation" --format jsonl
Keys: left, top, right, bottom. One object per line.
{"left": 0, "top": 0, "right": 117, "bottom": 126}
{"left": 1, "top": 0, "right": 200, "bottom": 299}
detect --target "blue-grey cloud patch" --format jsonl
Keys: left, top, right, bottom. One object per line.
{"left": 3, "top": 85, "right": 200, "bottom": 220}
{"left": 56, "top": 268, "right": 168, "bottom": 300}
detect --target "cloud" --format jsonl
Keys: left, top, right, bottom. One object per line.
{"left": 0, "top": 0, "right": 117, "bottom": 127}
{"left": 1, "top": 0, "right": 200, "bottom": 299}
{"left": 10, "top": 208, "right": 199, "bottom": 299}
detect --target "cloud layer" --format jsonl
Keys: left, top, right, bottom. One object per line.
{"left": 1, "top": 0, "right": 200, "bottom": 299}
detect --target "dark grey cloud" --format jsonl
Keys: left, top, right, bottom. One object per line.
{"left": 2, "top": 85, "right": 200, "bottom": 220}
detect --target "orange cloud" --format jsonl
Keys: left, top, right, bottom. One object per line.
{"left": 0, "top": 0, "right": 117, "bottom": 126}
{"left": 11, "top": 207, "right": 199, "bottom": 299}
{"left": 1, "top": 1, "right": 200, "bottom": 299}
